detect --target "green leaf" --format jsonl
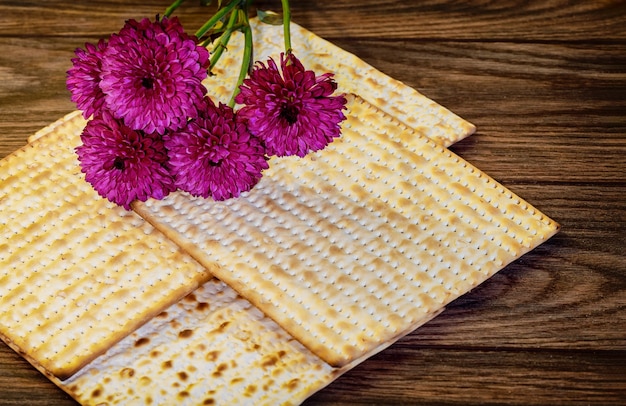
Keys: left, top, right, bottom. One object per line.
{"left": 257, "top": 9, "right": 283, "bottom": 25}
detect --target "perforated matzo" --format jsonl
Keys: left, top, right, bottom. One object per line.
{"left": 203, "top": 19, "right": 475, "bottom": 148}
{"left": 0, "top": 114, "right": 213, "bottom": 379}
{"left": 57, "top": 279, "right": 339, "bottom": 405}
{"left": 134, "top": 96, "right": 559, "bottom": 367}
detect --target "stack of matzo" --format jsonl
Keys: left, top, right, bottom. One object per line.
{"left": 0, "top": 20, "right": 559, "bottom": 405}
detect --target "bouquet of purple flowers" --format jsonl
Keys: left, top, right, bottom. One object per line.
{"left": 67, "top": 0, "right": 347, "bottom": 209}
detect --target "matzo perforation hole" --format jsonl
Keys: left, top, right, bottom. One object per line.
{"left": 487, "top": 250, "right": 503, "bottom": 263}
{"left": 469, "top": 203, "right": 486, "bottom": 218}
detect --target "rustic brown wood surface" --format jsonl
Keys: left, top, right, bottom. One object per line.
{"left": 1, "top": 0, "right": 625, "bottom": 404}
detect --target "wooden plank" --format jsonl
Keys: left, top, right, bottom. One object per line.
{"left": 1, "top": 1, "right": 626, "bottom": 41}
{"left": 307, "top": 346, "right": 626, "bottom": 405}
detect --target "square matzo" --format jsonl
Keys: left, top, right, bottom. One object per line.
{"left": 134, "top": 95, "right": 559, "bottom": 367}
{"left": 200, "top": 19, "right": 476, "bottom": 148}
{"left": 0, "top": 114, "right": 213, "bottom": 379}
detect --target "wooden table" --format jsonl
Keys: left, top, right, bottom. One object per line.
{"left": 1, "top": 1, "right": 625, "bottom": 404}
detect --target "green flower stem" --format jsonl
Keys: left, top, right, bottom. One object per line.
{"left": 228, "top": 1, "right": 253, "bottom": 108}
{"left": 195, "top": 0, "right": 241, "bottom": 39}
{"left": 209, "top": 7, "right": 240, "bottom": 72}
{"left": 163, "top": 0, "right": 186, "bottom": 18}
{"left": 200, "top": 23, "right": 245, "bottom": 48}
{"left": 281, "top": 0, "right": 292, "bottom": 53}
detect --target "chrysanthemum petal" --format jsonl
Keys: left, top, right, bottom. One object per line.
{"left": 76, "top": 112, "right": 176, "bottom": 209}
{"left": 99, "top": 16, "right": 210, "bottom": 134}
{"left": 66, "top": 39, "right": 108, "bottom": 119}
{"left": 165, "top": 98, "right": 269, "bottom": 201}
{"left": 235, "top": 52, "right": 347, "bottom": 157}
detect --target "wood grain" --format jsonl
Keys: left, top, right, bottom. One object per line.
{"left": 1, "top": 0, "right": 625, "bottom": 405}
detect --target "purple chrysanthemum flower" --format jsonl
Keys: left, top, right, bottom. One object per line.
{"left": 76, "top": 112, "right": 176, "bottom": 209}
{"left": 165, "top": 97, "right": 269, "bottom": 201}
{"left": 99, "top": 16, "right": 210, "bottom": 134}
{"left": 235, "top": 52, "right": 347, "bottom": 157}
{"left": 67, "top": 39, "right": 108, "bottom": 119}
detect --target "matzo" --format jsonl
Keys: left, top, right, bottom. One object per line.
{"left": 0, "top": 114, "right": 213, "bottom": 379}
{"left": 200, "top": 19, "right": 475, "bottom": 148}
{"left": 55, "top": 279, "right": 339, "bottom": 405}
{"left": 134, "top": 95, "right": 559, "bottom": 367}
